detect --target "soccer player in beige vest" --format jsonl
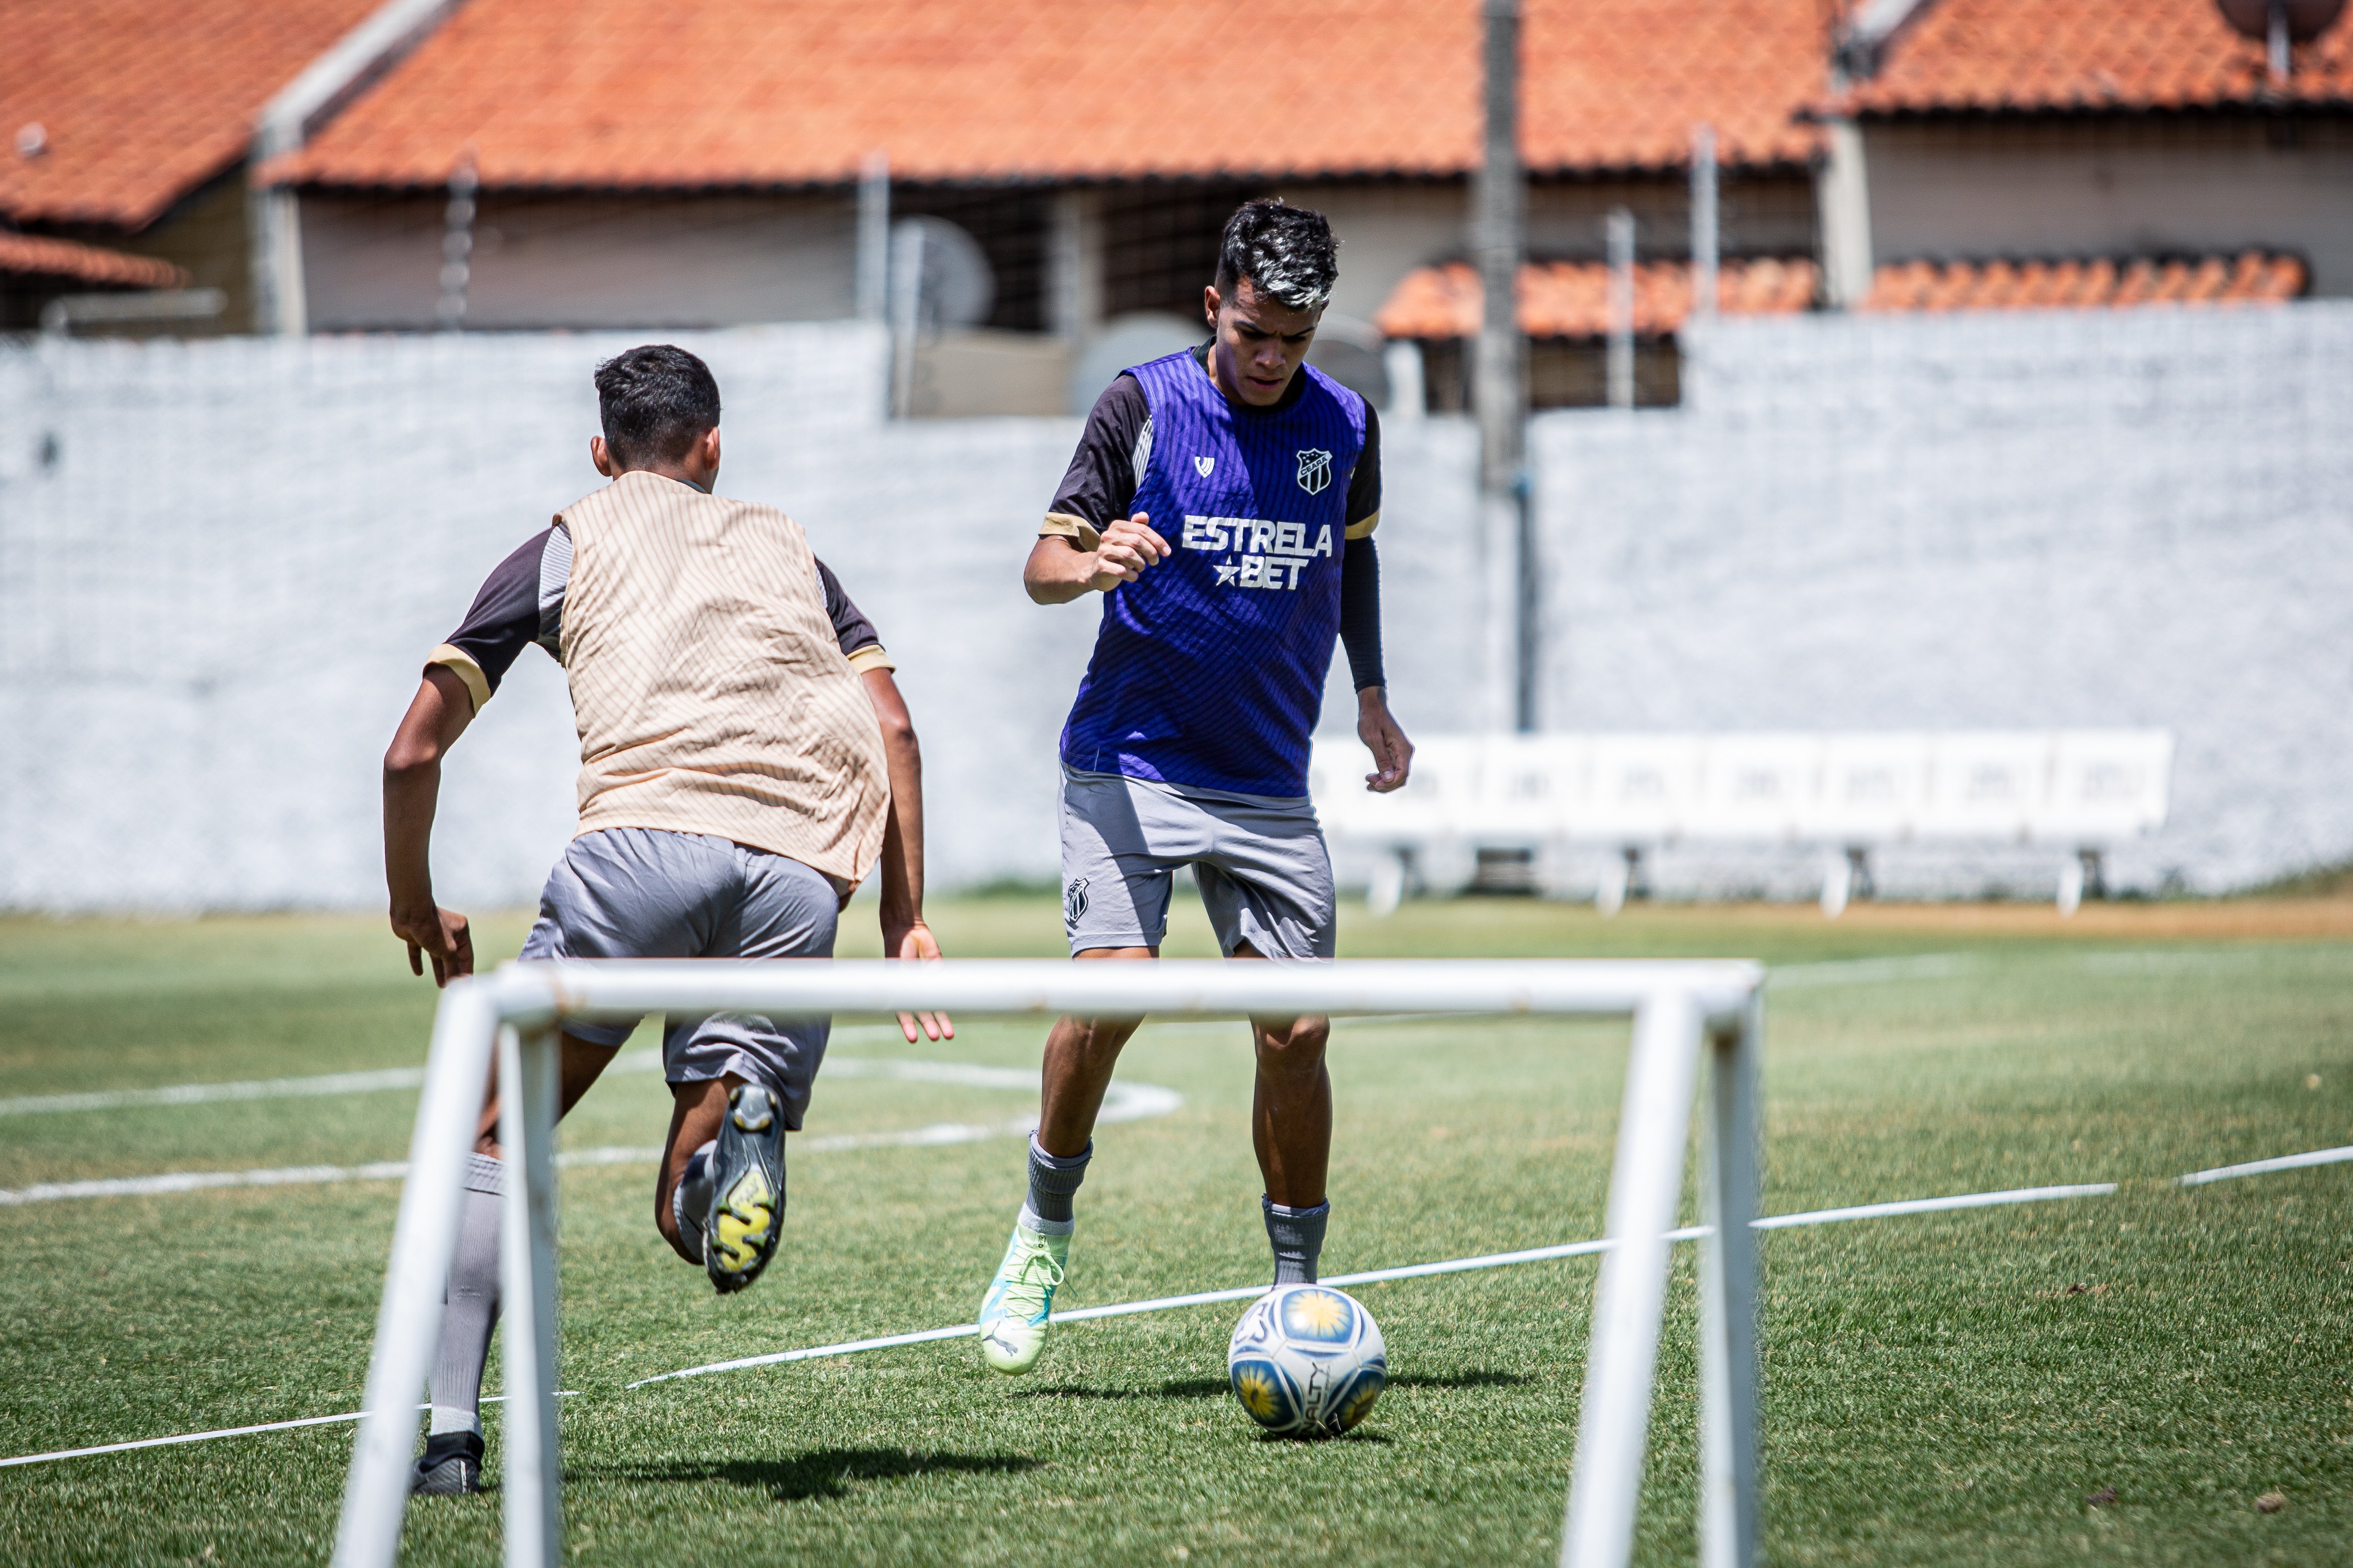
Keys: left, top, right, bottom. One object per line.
{"left": 380, "top": 345, "right": 948, "bottom": 1495}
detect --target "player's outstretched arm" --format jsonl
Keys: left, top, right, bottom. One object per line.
{"left": 861, "top": 667, "right": 952, "bottom": 1043}
{"left": 1357, "top": 685, "right": 1413, "bottom": 793}
{"left": 1022, "top": 513, "right": 1169, "bottom": 603}
{"left": 383, "top": 665, "right": 478, "bottom": 986}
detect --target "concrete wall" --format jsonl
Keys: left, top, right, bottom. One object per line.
{"left": 2, "top": 302, "right": 2347, "bottom": 911}
{"left": 303, "top": 191, "right": 860, "bottom": 331}
{"left": 1863, "top": 116, "right": 2353, "bottom": 294}
{"left": 1534, "top": 302, "right": 2353, "bottom": 896}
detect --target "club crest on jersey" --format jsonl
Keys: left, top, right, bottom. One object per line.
{"left": 1295, "top": 449, "right": 1333, "bottom": 495}
{"left": 1193, "top": 455, "right": 1215, "bottom": 477}
{"left": 1064, "top": 878, "right": 1090, "bottom": 927}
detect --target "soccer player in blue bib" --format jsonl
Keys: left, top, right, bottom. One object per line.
{"left": 976, "top": 201, "right": 1413, "bottom": 1375}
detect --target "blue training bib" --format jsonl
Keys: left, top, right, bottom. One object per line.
{"left": 1058, "top": 351, "right": 1368, "bottom": 798}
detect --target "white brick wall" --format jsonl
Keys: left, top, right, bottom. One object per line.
{"left": 1, "top": 304, "right": 2345, "bottom": 910}
{"left": 1533, "top": 303, "right": 2353, "bottom": 895}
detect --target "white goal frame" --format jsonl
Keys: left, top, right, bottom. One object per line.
{"left": 331, "top": 958, "right": 1764, "bottom": 1568}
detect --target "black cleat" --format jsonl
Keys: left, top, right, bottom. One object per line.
{"left": 704, "top": 1083, "right": 786, "bottom": 1294}
{"left": 411, "top": 1430, "right": 484, "bottom": 1496}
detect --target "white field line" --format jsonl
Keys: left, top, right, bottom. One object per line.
{"left": 12, "top": 1144, "right": 2350, "bottom": 1464}
{"left": 627, "top": 1165, "right": 2314, "bottom": 1388}
{"left": 5, "top": 944, "right": 2240, "bottom": 1124}
{"left": 0, "top": 1027, "right": 912, "bottom": 1118}
{"left": 1766, "top": 953, "right": 1974, "bottom": 990}
{"left": 2177, "top": 1143, "right": 2353, "bottom": 1185}
{"left": 0, "top": 1395, "right": 579, "bottom": 1472}
{"left": 0, "top": 1061, "right": 1178, "bottom": 1206}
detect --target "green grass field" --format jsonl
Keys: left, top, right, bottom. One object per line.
{"left": 4, "top": 895, "right": 2351, "bottom": 1565}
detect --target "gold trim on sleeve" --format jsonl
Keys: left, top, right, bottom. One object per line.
{"left": 847, "top": 644, "right": 897, "bottom": 674}
{"left": 1344, "top": 510, "right": 1382, "bottom": 541}
{"left": 1041, "top": 512, "right": 1104, "bottom": 550}
{"left": 426, "top": 644, "right": 492, "bottom": 713}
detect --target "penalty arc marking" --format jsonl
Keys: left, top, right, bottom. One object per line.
{"left": 0, "top": 1057, "right": 1183, "bottom": 1206}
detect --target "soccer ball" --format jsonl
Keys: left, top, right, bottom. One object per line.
{"left": 1227, "top": 1284, "right": 1387, "bottom": 1437}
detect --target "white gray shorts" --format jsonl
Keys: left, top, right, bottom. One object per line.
{"left": 519, "top": 827, "right": 837, "bottom": 1130}
{"left": 1060, "top": 768, "right": 1336, "bottom": 959}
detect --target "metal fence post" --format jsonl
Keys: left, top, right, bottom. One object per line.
{"left": 1698, "top": 995, "right": 1762, "bottom": 1568}
{"left": 499, "top": 1025, "right": 563, "bottom": 1568}
{"left": 333, "top": 981, "right": 502, "bottom": 1568}
{"left": 1561, "top": 990, "right": 1705, "bottom": 1567}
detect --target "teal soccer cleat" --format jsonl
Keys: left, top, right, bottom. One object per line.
{"left": 976, "top": 1222, "right": 1069, "bottom": 1375}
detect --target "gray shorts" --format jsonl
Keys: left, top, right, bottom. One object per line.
{"left": 519, "top": 827, "right": 838, "bottom": 1130}
{"left": 1060, "top": 768, "right": 1336, "bottom": 959}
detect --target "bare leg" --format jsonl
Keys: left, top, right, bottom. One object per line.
{"left": 1034, "top": 945, "right": 1156, "bottom": 1157}
{"left": 1234, "top": 941, "right": 1331, "bottom": 1208}
{"left": 653, "top": 1074, "right": 745, "bottom": 1261}
{"left": 470, "top": 1031, "right": 620, "bottom": 1159}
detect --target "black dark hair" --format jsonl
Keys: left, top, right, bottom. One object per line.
{"left": 1214, "top": 199, "right": 1338, "bottom": 312}
{"left": 593, "top": 344, "right": 721, "bottom": 469}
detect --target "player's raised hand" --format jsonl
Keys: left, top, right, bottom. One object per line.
{"left": 1357, "top": 687, "right": 1413, "bottom": 793}
{"left": 1087, "top": 512, "right": 1169, "bottom": 592}
{"left": 392, "top": 903, "right": 475, "bottom": 987}
{"left": 887, "top": 918, "right": 954, "bottom": 1043}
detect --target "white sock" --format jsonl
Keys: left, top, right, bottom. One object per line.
{"left": 671, "top": 1140, "right": 717, "bottom": 1263}
{"left": 1019, "top": 1202, "right": 1074, "bottom": 1238}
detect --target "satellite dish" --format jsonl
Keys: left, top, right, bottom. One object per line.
{"left": 1071, "top": 313, "right": 1199, "bottom": 416}
{"left": 2216, "top": 0, "right": 2345, "bottom": 42}
{"left": 1306, "top": 312, "right": 1391, "bottom": 408}
{"left": 888, "top": 216, "right": 994, "bottom": 332}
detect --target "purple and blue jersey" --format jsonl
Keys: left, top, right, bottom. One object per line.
{"left": 1057, "top": 351, "right": 1372, "bottom": 799}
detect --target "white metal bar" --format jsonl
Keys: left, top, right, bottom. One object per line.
{"left": 332, "top": 981, "right": 501, "bottom": 1568}
{"left": 1561, "top": 992, "right": 1706, "bottom": 1567}
{"left": 339, "top": 958, "right": 1768, "bottom": 1568}
{"left": 499, "top": 1027, "right": 563, "bottom": 1568}
{"left": 1698, "top": 997, "right": 1762, "bottom": 1568}
{"left": 518, "top": 958, "right": 1763, "bottom": 1029}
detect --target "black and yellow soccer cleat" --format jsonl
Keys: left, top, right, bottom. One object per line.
{"left": 410, "top": 1431, "right": 484, "bottom": 1496}
{"left": 703, "top": 1083, "right": 786, "bottom": 1293}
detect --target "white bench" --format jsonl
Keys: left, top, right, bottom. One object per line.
{"left": 1310, "top": 731, "right": 2174, "bottom": 917}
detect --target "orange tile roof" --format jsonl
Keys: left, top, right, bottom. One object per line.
{"left": 1380, "top": 248, "right": 2306, "bottom": 334}
{"left": 1526, "top": 0, "right": 1828, "bottom": 169}
{"left": 1862, "top": 251, "right": 2308, "bottom": 309}
{"left": 1376, "top": 257, "right": 1821, "bottom": 337}
{"left": 0, "top": 232, "right": 192, "bottom": 288}
{"left": 0, "top": 0, "right": 387, "bottom": 229}
{"left": 1843, "top": 0, "right": 2353, "bottom": 114}
{"left": 272, "top": 0, "right": 1827, "bottom": 190}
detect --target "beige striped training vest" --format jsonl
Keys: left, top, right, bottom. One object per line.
{"left": 555, "top": 470, "right": 889, "bottom": 886}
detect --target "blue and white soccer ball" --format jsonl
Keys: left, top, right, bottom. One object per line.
{"left": 1227, "top": 1284, "right": 1387, "bottom": 1437}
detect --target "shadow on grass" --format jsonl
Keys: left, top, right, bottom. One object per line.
{"left": 1017, "top": 1369, "right": 1530, "bottom": 1403}
{"left": 1012, "top": 1376, "right": 1229, "bottom": 1402}
{"left": 1390, "top": 1370, "right": 1532, "bottom": 1390}
{"left": 607, "top": 1448, "right": 1041, "bottom": 1501}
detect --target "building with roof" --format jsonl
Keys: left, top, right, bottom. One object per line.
{"left": 252, "top": 0, "right": 1829, "bottom": 410}
{"left": 1824, "top": 0, "right": 2353, "bottom": 298}
{"left": 0, "top": 0, "right": 415, "bottom": 331}
{"left": 9, "top": 0, "right": 2342, "bottom": 405}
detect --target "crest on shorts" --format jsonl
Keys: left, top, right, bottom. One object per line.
{"left": 1193, "top": 455, "right": 1215, "bottom": 477}
{"left": 1063, "top": 878, "right": 1090, "bottom": 928}
{"left": 1295, "top": 449, "right": 1333, "bottom": 495}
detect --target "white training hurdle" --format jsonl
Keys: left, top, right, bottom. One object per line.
{"left": 331, "top": 958, "right": 1766, "bottom": 1568}
{"left": 1313, "top": 730, "right": 2174, "bottom": 916}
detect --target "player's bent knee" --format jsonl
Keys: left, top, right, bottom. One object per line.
{"left": 1254, "top": 1016, "right": 1330, "bottom": 1074}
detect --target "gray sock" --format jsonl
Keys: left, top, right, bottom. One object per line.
{"left": 671, "top": 1140, "right": 716, "bottom": 1265}
{"left": 1263, "top": 1196, "right": 1330, "bottom": 1286}
{"left": 428, "top": 1154, "right": 503, "bottom": 1436}
{"left": 1025, "top": 1136, "right": 1091, "bottom": 1228}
